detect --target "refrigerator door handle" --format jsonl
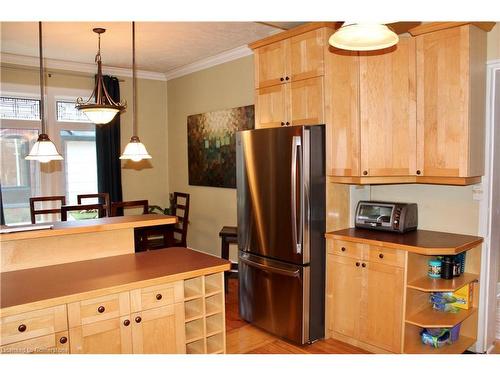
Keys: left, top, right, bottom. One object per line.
{"left": 239, "top": 257, "right": 301, "bottom": 278}
{"left": 291, "top": 135, "right": 302, "bottom": 254}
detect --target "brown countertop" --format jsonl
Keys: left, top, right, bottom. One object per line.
{"left": 1, "top": 247, "right": 230, "bottom": 315}
{"left": 0, "top": 214, "right": 177, "bottom": 242}
{"left": 326, "top": 228, "right": 483, "bottom": 255}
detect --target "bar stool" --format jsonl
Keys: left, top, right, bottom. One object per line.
{"left": 219, "top": 226, "right": 238, "bottom": 292}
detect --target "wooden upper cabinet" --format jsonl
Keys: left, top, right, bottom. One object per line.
{"left": 416, "top": 25, "right": 486, "bottom": 178}
{"left": 289, "top": 29, "right": 325, "bottom": 81}
{"left": 254, "top": 40, "right": 288, "bottom": 89}
{"left": 325, "top": 49, "right": 360, "bottom": 176}
{"left": 289, "top": 76, "right": 324, "bottom": 126}
{"left": 255, "top": 85, "right": 288, "bottom": 129}
{"left": 359, "top": 37, "right": 417, "bottom": 177}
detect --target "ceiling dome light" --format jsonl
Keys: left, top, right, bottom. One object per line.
{"left": 76, "top": 28, "right": 126, "bottom": 124}
{"left": 25, "top": 22, "right": 63, "bottom": 163}
{"left": 329, "top": 23, "right": 399, "bottom": 51}
{"left": 120, "top": 22, "right": 152, "bottom": 162}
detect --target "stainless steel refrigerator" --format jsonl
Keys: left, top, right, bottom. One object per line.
{"left": 236, "top": 124, "right": 325, "bottom": 345}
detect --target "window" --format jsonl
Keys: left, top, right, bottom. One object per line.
{"left": 0, "top": 128, "right": 40, "bottom": 224}
{"left": 56, "top": 101, "right": 91, "bottom": 123}
{"left": 60, "top": 130, "right": 97, "bottom": 204}
{"left": 0, "top": 88, "right": 98, "bottom": 225}
{"left": 0, "top": 96, "right": 40, "bottom": 120}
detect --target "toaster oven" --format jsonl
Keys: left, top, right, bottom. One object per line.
{"left": 354, "top": 201, "right": 418, "bottom": 233}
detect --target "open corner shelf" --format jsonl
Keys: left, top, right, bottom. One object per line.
{"left": 404, "top": 333, "right": 476, "bottom": 354}
{"left": 405, "top": 307, "right": 477, "bottom": 328}
{"left": 407, "top": 273, "right": 479, "bottom": 292}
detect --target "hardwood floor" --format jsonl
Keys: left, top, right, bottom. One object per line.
{"left": 225, "top": 278, "right": 369, "bottom": 354}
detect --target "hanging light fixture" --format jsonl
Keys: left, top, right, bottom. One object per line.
{"left": 76, "top": 28, "right": 126, "bottom": 124}
{"left": 26, "top": 22, "right": 63, "bottom": 163}
{"left": 329, "top": 23, "right": 399, "bottom": 51}
{"left": 120, "top": 22, "right": 151, "bottom": 162}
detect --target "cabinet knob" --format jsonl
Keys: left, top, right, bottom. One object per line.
{"left": 59, "top": 336, "right": 68, "bottom": 344}
{"left": 285, "top": 76, "right": 290, "bottom": 81}
{"left": 379, "top": 253, "right": 384, "bottom": 259}
{"left": 416, "top": 170, "right": 421, "bottom": 175}
{"left": 281, "top": 122, "right": 285, "bottom": 126}
{"left": 97, "top": 306, "right": 105, "bottom": 313}
{"left": 280, "top": 77, "right": 284, "bottom": 82}
{"left": 135, "top": 316, "right": 142, "bottom": 324}
{"left": 123, "top": 319, "right": 130, "bottom": 327}
{"left": 355, "top": 262, "right": 360, "bottom": 267}
{"left": 341, "top": 247, "right": 346, "bottom": 252}
{"left": 156, "top": 293, "right": 162, "bottom": 300}
{"left": 18, "top": 324, "right": 27, "bottom": 333}
{"left": 285, "top": 122, "right": 290, "bottom": 126}
{"left": 362, "top": 263, "right": 366, "bottom": 268}
{"left": 363, "top": 170, "right": 368, "bottom": 176}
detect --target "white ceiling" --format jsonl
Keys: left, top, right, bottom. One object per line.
{"left": 0, "top": 22, "right": 290, "bottom": 74}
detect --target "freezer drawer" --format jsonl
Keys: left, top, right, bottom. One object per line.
{"left": 238, "top": 252, "right": 309, "bottom": 344}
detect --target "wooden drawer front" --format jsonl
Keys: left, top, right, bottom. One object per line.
{"left": 0, "top": 305, "right": 67, "bottom": 346}
{"left": 68, "top": 292, "right": 130, "bottom": 328}
{"left": 1, "top": 330, "right": 69, "bottom": 354}
{"left": 329, "top": 240, "right": 366, "bottom": 259}
{"left": 130, "top": 281, "right": 183, "bottom": 313}
{"left": 367, "top": 246, "right": 405, "bottom": 268}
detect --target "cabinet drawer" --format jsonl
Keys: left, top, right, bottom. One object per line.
{"left": 68, "top": 292, "right": 130, "bottom": 328}
{"left": 130, "top": 281, "right": 183, "bottom": 313}
{"left": 367, "top": 246, "right": 406, "bottom": 268}
{"left": 329, "top": 240, "right": 366, "bottom": 259}
{"left": 0, "top": 305, "right": 67, "bottom": 346}
{"left": 1, "top": 330, "right": 69, "bottom": 354}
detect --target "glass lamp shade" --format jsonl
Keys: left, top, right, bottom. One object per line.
{"left": 119, "top": 136, "right": 152, "bottom": 162}
{"left": 329, "top": 23, "right": 399, "bottom": 51}
{"left": 25, "top": 133, "right": 63, "bottom": 163}
{"left": 79, "top": 106, "right": 120, "bottom": 124}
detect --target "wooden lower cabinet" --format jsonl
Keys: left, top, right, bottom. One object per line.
{"left": 69, "top": 316, "right": 132, "bottom": 354}
{"left": 327, "top": 242, "right": 405, "bottom": 353}
{"left": 131, "top": 303, "right": 185, "bottom": 354}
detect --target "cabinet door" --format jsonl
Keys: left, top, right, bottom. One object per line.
{"left": 416, "top": 25, "right": 471, "bottom": 177}
{"left": 289, "top": 28, "right": 325, "bottom": 81}
{"left": 255, "top": 85, "right": 287, "bottom": 129}
{"left": 289, "top": 76, "right": 324, "bottom": 126}
{"left": 358, "top": 260, "right": 404, "bottom": 353}
{"left": 1, "top": 331, "right": 69, "bottom": 354}
{"left": 254, "top": 40, "right": 288, "bottom": 89}
{"left": 359, "top": 37, "right": 417, "bottom": 177}
{"left": 325, "top": 49, "right": 360, "bottom": 176}
{"left": 327, "top": 255, "right": 362, "bottom": 339}
{"left": 69, "top": 316, "right": 132, "bottom": 354}
{"left": 131, "top": 303, "right": 185, "bottom": 354}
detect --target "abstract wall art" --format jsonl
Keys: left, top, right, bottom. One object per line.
{"left": 187, "top": 105, "right": 254, "bottom": 188}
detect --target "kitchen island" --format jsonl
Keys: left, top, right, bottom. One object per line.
{"left": 0, "top": 214, "right": 177, "bottom": 272}
{"left": 0, "top": 247, "right": 230, "bottom": 354}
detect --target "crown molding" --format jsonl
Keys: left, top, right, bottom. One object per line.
{"left": 164, "top": 45, "right": 253, "bottom": 81}
{"left": 0, "top": 53, "right": 167, "bottom": 81}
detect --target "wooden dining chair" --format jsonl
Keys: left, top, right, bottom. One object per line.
{"left": 29, "top": 196, "right": 66, "bottom": 224}
{"left": 77, "top": 193, "right": 111, "bottom": 217}
{"left": 61, "top": 204, "right": 106, "bottom": 221}
{"left": 170, "top": 192, "right": 190, "bottom": 248}
{"left": 110, "top": 200, "right": 149, "bottom": 217}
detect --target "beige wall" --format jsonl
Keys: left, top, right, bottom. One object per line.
{"left": 167, "top": 55, "right": 254, "bottom": 257}
{"left": 0, "top": 65, "right": 169, "bottom": 207}
{"left": 487, "top": 23, "right": 500, "bottom": 61}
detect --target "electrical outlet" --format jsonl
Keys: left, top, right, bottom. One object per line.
{"left": 472, "top": 184, "right": 483, "bottom": 201}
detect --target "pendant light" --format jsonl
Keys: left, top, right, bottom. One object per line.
{"left": 76, "top": 28, "right": 126, "bottom": 124}
{"left": 25, "top": 22, "right": 63, "bottom": 163}
{"left": 120, "top": 22, "right": 152, "bottom": 162}
{"left": 329, "top": 23, "right": 399, "bottom": 51}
